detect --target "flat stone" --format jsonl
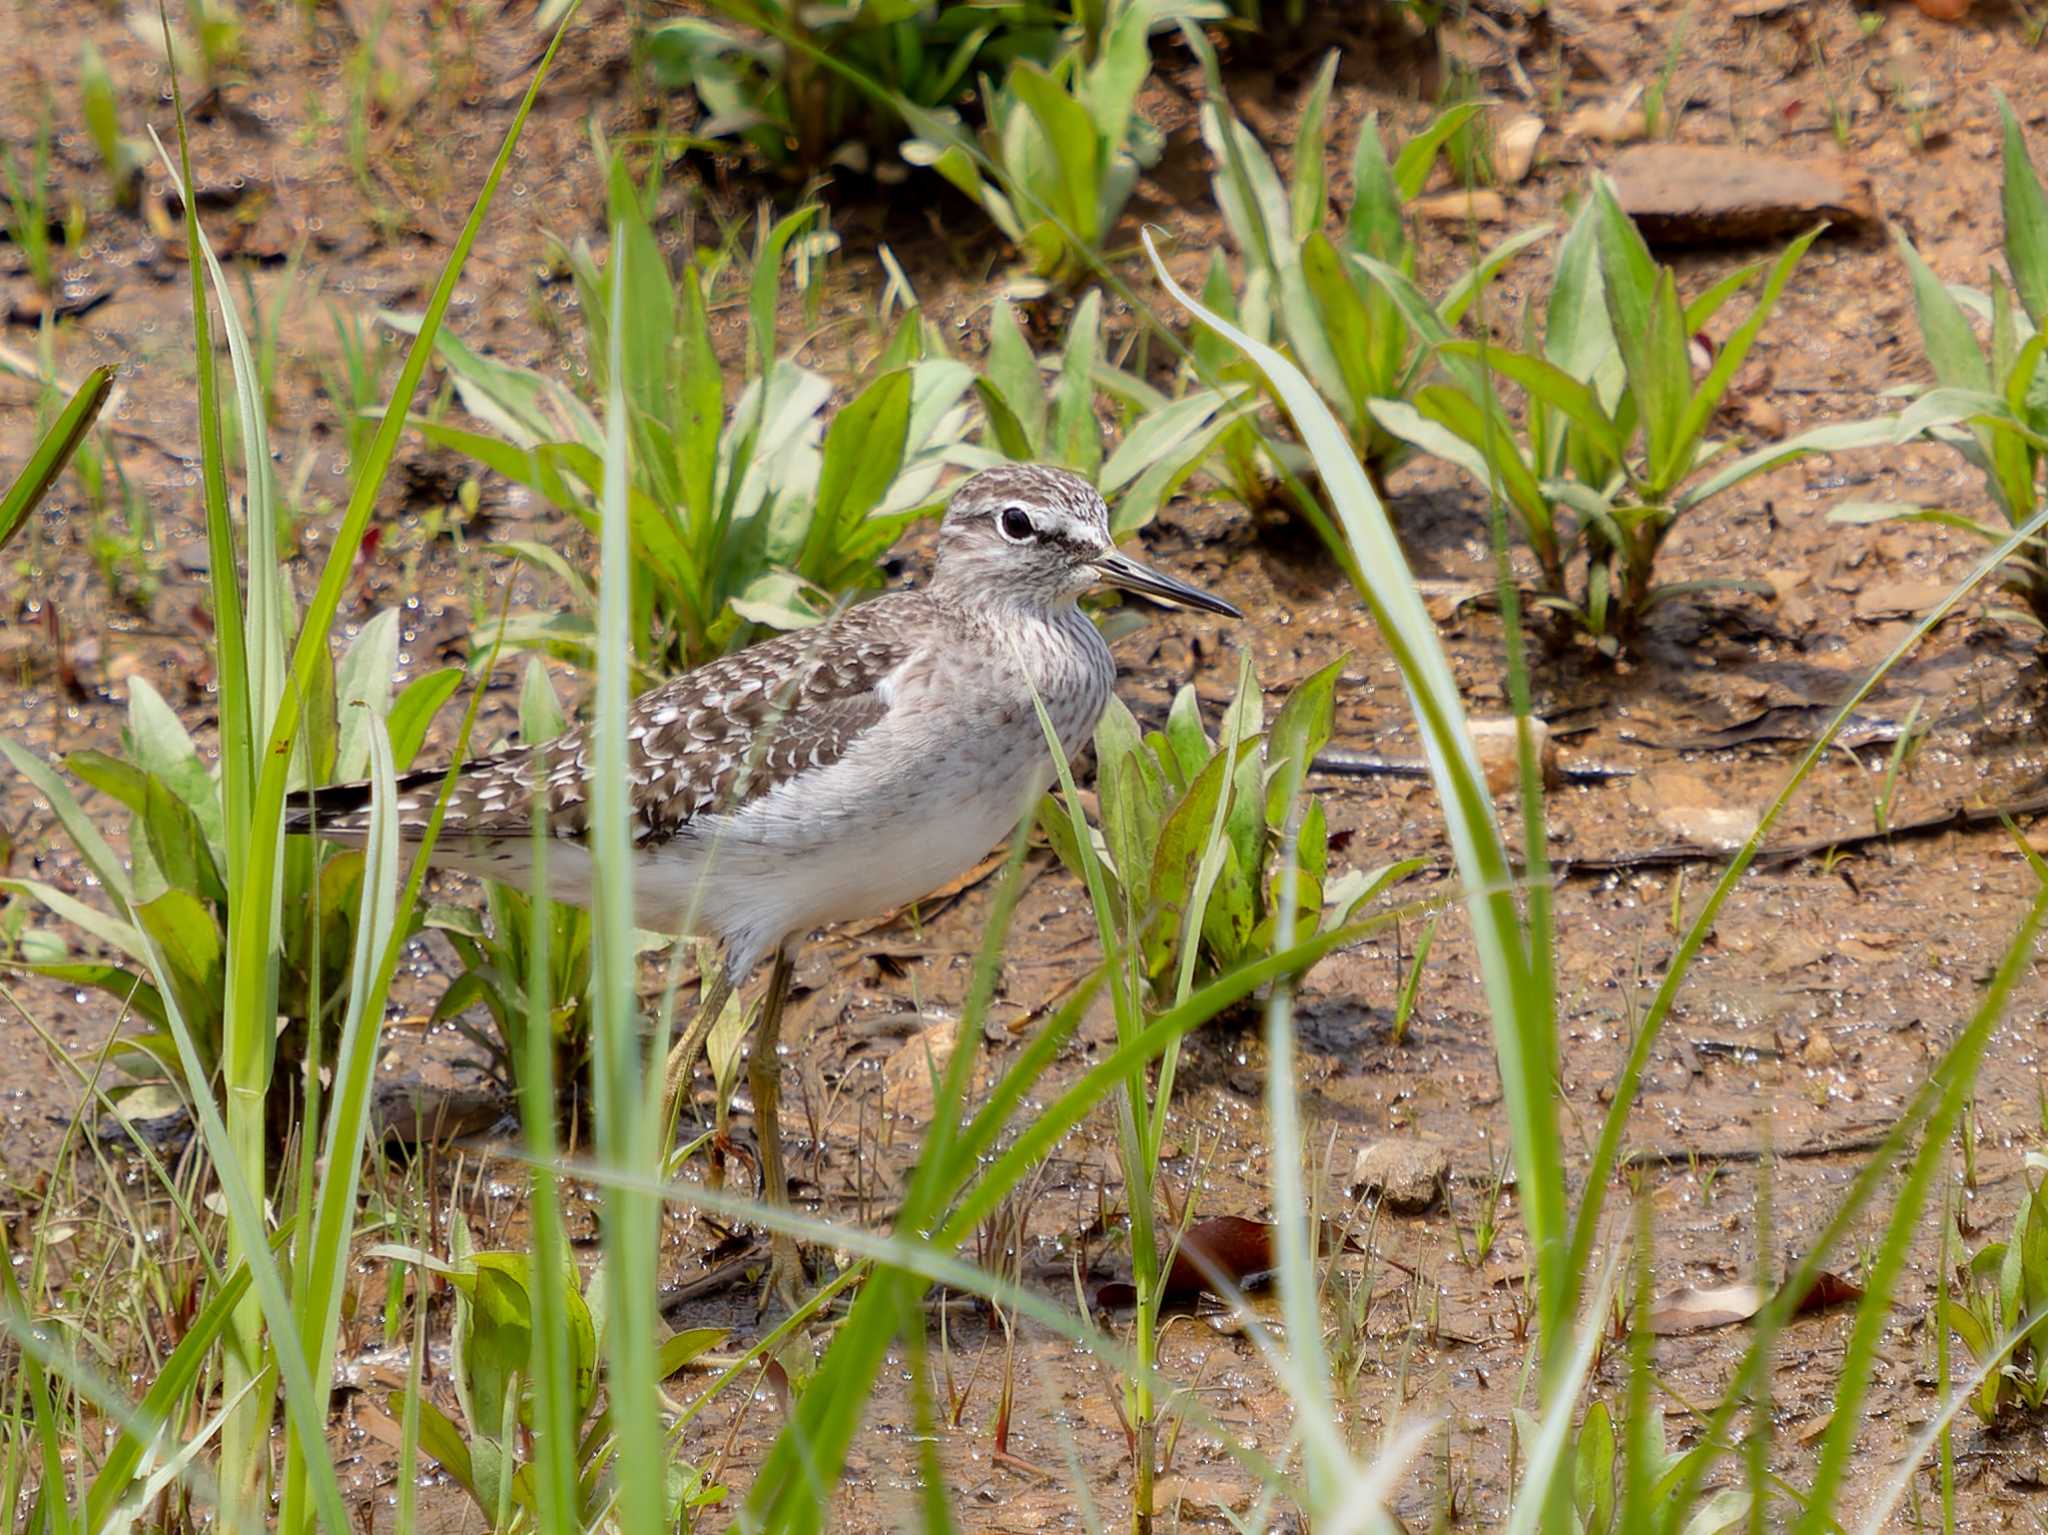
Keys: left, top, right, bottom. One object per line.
{"left": 1350, "top": 1139, "right": 1449, "bottom": 1214}
{"left": 1610, "top": 145, "right": 1877, "bottom": 246}
{"left": 1853, "top": 578, "right": 1953, "bottom": 621}
{"left": 1495, "top": 114, "right": 1545, "bottom": 184}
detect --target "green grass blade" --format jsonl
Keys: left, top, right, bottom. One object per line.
{"left": 282, "top": 712, "right": 399, "bottom": 1532}
{"left": 589, "top": 154, "right": 664, "bottom": 1535}
{"left": 0, "top": 365, "right": 112, "bottom": 556}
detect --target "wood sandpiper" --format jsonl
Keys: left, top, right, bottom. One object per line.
{"left": 289, "top": 463, "right": 1240, "bottom": 1300}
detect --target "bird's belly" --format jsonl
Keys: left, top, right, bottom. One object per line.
{"left": 660, "top": 727, "right": 1053, "bottom": 969}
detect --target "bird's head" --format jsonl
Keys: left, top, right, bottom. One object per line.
{"left": 933, "top": 464, "right": 1240, "bottom": 618}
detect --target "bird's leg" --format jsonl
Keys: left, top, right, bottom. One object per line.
{"left": 750, "top": 945, "right": 804, "bottom": 1310}
{"left": 660, "top": 961, "right": 734, "bottom": 1148}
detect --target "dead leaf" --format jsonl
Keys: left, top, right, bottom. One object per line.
{"left": 1648, "top": 1270, "right": 1862, "bottom": 1334}
{"left": 1648, "top": 1282, "right": 1765, "bottom": 1335}
{"left": 1094, "top": 1215, "right": 1360, "bottom": 1308}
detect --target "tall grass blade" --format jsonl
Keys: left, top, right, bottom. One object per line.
{"left": 589, "top": 155, "right": 664, "bottom": 1535}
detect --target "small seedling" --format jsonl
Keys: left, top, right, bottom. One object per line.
{"left": 80, "top": 41, "right": 143, "bottom": 211}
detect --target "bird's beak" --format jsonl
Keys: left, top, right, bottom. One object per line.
{"left": 1091, "top": 549, "right": 1242, "bottom": 619}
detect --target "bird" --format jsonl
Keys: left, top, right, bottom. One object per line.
{"left": 287, "top": 462, "right": 1241, "bottom": 1302}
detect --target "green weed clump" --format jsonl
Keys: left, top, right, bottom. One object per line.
{"left": 1192, "top": 44, "right": 1544, "bottom": 522}
{"left": 972, "top": 289, "right": 1247, "bottom": 535}
{"left": 900, "top": 0, "right": 1166, "bottom": 287}
{"left": 646, "top": 0, "right": 1061, "bottom": 174}
{"left": 1373, "top": 182, "right": 1890, "bottom": 651}
{"left": 1040, "top": 654, "right": 1412, "bottom": 1008}
{"left": 1852, "top": 96, "right": 2048, "bottom": 630}
{"left": 415, "top": 150, "right": 971, "bottom": 680}
{"left": 1948, "top": 1150, "right": 2048, "bottom": 1421}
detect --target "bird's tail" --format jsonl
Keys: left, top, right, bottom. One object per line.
{"left": 284, "top": 768, "right": 451, "bottom": 838}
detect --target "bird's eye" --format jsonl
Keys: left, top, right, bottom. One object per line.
{"left": 998, "top": 505, "right": 1036, "bottom": 543}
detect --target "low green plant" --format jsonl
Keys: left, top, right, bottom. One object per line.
{"left": 413, "top": 151, "right": 973, "bottom": 679}
{"left": 1193, "top": 43, "right": 1547, "bottom": 509}
{"left": 316, "top": 300, "right": 401, "bottom": 493}
{"left": 1371, "top": 182, "right": 1890, "bottom": 651}
{"left": 1845, "top": 97, "right": 2048, "bottom": 629}
{"left": 80, "top": 40, "right": 144, "bottom": 211}
{"left": 10, "top": 330, "right": 160, "bottom": 609}
{"left": 190, "top": 0, "right": 243, "bottom": 80}
{"left": 373, "top": 1230, "right": 727, "bottom": 1528}
{"left": 0, "top": 611, "right": 459, "bottom": 1111}
{"left": 2, "top": 107, "right": 57, "bottom": 296}
{"left": 646, "top": 0, "right": 1061, "bottom": 174}
{"left": 972, "top": 290, "right": 1252, "bottom": 534}
{"left": 902, "top": 0, "right": 1172, "bottom": 287}
{"left": 1947, "top": 1150, "right": 2048, "bottom": 1420}
{"left": 1039, "top": 654, "right": 1412, "bottom": 1008}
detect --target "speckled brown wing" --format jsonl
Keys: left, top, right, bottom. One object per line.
{"left": 286, "top": 597, "right": 917, "bottom": 845}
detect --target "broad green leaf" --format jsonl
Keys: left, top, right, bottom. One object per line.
{"left": 143, "top": 772, "right": 228, "bottom": 906}
{"left": 675, "top": 264, "right": 723, "bottom": 534}
{"left": 1346, "top": 111, "right": 1403, "bottom": 263}
{"left": 985, "top": 298, "right": 1045, "bottom": 451}
{"left": 1393, "top": 100, "right": 1488, "bottom": 202}
{"left": 388, "top": 668, "right": 465, "bottom": 771}
{"left": 1, "top": 738, "right": 134, "bottom": 906}
{"left": 413, "top": 1398, "right": 484, "bottom": 1510}
{"left": 2001, "top": 94, "right": 2048, "bottom": 330}
{"left": 334, "top": 608, "right": 401, "bottom": 782}
{"left": 806, "top": 368, "right": 913, "bottom": 580}
{"left": 517, "top": 655, "right": 568, "bottom": 743}
{"left": 1299, "top": 232, "right": 1377, "bottom": 430}
{"left": 1008, "top": 62, "right": 1099, "bottom": 240}
{"left": 748, "top": 205, "right": 820, "bottom": 373}
{"left": 1544, "top": 198, "right": 1620, "bottom": 396}
{"left": 1898, "top": 227, "right": 1992, "bottom": 392}
{"left": 1265, "top": 657, "right": 1342, "bottom": 826}
{"left": 133, "top": 887, "right": 225, "bottom": 1037}
{"left": 602, "top": 153, "right": 676, "bottom": 435}
{"left": 1289, "top": 51, "right": 1339, "bottom": 239}
{"left": 1051, "top": 290, "right": 1103, "bottom": 474}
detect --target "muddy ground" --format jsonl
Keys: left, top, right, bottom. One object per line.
{"left": 7, "top": 0, "right": 2048, "bottom": 1528}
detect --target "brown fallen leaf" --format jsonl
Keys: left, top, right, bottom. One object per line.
{"left": 1647, "top": 1270, "right": 1863, "bottom": 1334}
{"left": 1094, "top": 1215, "right": 1360, "bottom": 1308}
{"left": 1648, "top": 1282, "right": 1764, "bottom": 1335}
